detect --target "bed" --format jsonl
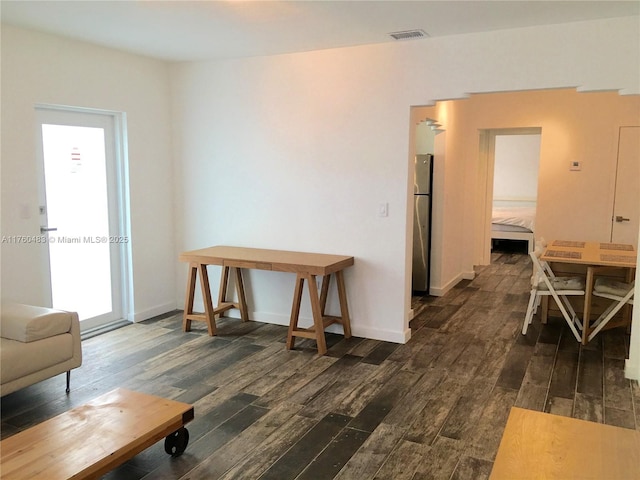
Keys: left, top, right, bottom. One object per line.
{"left": 491, "top": 200, "right": 536, "bottom": 253}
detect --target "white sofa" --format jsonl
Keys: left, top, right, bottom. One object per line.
{"left": 1, "top": 303, "right": 82, "bottom": 397}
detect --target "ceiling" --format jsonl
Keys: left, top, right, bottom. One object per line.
{"left": 1, "top": 1, "right": 638, "bottom": 62}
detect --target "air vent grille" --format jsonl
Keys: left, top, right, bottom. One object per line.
{"left": 389, "top": 29, "right": 428, "bottom": 41}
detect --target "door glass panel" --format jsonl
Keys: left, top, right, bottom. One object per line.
{"left": 41, "top": 124, "right": 113, "bottom": 320}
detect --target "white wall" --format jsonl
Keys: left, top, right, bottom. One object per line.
{"left": 171, "top": 51, "right": 413, "bottom": 342}
{"left": 3, "top": 16, "right": 637, "bottom": 375}
{"left": 1, "top": 25, "right": 176, "bottom": 321}
{"left": 493, "top": 135, "right": 540, "bottom": 201}
{"left": 627, "top": 229, "right": 640, "bottom": 380}
{"left": 171, "top": 16, "right": 640, "bottom": 343}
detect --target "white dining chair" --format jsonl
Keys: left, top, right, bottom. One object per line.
{"left": 523, "top": 246, "right": 584, "bottom": 341}
{"left": 525, "top": 238, "right": 548, "bottom": 315}
{"left": 588, "top": 278, "right": 635, "bottom": 342}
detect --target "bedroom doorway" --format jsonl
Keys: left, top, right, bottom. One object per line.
{"left": 478, "top": 127, "right": 541, "bottom": 264}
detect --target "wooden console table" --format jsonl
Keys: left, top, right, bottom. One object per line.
{"left": 179, "top": 246, "right": 354, "bottom": 355}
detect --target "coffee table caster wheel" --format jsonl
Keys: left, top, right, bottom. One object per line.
{"left": 164, "top": 427, "right": 189, "bottom": 457}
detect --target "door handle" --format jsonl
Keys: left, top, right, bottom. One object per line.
{"left": 615, "top": 216, "right": 630, "bottom": 223}
{"left": 40, "top": 226, "right": 58, "bottom": 233}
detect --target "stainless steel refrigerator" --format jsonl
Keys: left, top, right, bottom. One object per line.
{"left": 412, "top": 154, "right": 433, "bottom": 293}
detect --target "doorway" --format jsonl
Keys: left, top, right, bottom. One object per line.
{"left": 478, "top": 128, "right": 542, "bottom": 264}
{"left": 36, "top": 106, "right": 129, "bottom": 332}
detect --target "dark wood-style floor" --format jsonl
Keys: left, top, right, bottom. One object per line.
{"left": 2, "top": 250, "right": 639, "bottom": 479}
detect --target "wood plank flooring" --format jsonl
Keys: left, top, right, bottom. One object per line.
{"left": 2, "top": 250, "right": 638, "bottom": 479}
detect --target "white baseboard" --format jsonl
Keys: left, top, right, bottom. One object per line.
{"left": 625, "top": 358, "right": 640, "bottom": 381}
{"left": 430, "top": 273, "right": 463, "bottom": 297}
{"left": 351, "top": 323, "right": 410, "bottom": 344}
{"left": 462, "top": 269, "right": 476, "bottom": 280}
{"left": 131, "top": 302, "right": 178, "bottom": 323}
{"left": 429, "top": 270, "right": 476, "bottom": 297}
{"left": 221, "top": 309, "right": 408, "bottom": 344}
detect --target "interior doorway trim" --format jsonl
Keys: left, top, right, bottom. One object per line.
{"left": 477, "top": 127, "right": 542, "bottom": 265}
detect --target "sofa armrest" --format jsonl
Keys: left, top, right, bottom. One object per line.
{"left": 1, "top": 303, "right": 75, "bottom": 342}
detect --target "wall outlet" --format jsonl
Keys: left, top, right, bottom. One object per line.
{"left": 569, "top": 160, "right": 581, "bottom": 171}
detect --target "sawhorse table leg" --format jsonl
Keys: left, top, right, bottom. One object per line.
{"left": 287, "top": 271, "right": 352, "bottom": 355}
{"left": 182, "top": 263, "right": 249, "bottom": 336}
{"left": 183, "top": 262, "right": 216, "bottom": 335}
{"left": 218, "top": 266, "right": 250, "bottom": 321}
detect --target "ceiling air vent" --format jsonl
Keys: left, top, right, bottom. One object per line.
{"left": 389, "top": 29, "right": 428, "bottom": 41}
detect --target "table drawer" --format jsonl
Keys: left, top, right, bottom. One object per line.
{"left": 224, "top": 259, "right": 272, "bottom": 270}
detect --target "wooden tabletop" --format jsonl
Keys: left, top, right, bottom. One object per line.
{"left": 541, "top": 240, "right": 637, "bottom": 268}
{"left": 179, "top": 246, "right": 354, "bottom": 276}
{"left": 490, "top": 407, "right": 640, "bottom": 480}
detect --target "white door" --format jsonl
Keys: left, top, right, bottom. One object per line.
{"left": 36, "top": 107, "right": 127, "bottom": 332}
{"left": 611, "top": 126, "right": 640, "bottom": 246}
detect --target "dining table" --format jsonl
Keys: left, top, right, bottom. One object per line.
{"left": 541, "top": 240, "right": 637, "bottom": 344}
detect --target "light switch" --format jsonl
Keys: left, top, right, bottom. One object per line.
{"left": 378, "top": 202, "right": 389, "bottom": 217}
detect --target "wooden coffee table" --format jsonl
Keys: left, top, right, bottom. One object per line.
{"left": 0, "top": 388, "right": 194, "bottom": 480}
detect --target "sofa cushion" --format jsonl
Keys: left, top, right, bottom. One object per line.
{"left": 1, "top": 335, "right": 74, "bottom": 384}
{"left": 1, "top": 304, "right": 72, "bottom": 343}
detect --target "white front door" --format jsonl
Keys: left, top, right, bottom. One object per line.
{"left": 36, "top": 107, "right": 127, "bottom": 331}
{"left": 611, "top": 126, "right": 640, "bottom": 246}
